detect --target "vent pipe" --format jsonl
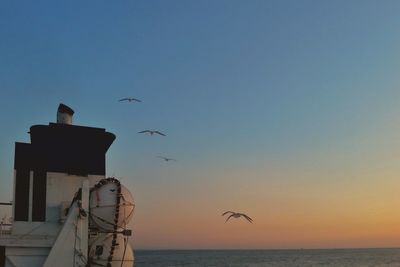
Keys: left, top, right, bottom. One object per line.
{"left": 57, "top": 103, "right": 74, "bottom": 125}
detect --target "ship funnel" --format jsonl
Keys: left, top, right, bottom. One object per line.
{"left": 57, "top": 103, "right": 74, "bottom": 125}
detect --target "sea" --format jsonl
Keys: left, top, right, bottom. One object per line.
{"left": 134, "top": 248, "right": 400, "bottom": 267}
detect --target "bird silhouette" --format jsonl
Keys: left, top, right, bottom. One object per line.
{"left": 158, "top": 156, "right": 177, "bottom": 162}
{"left": 119, "top": 97, "right": 142, "bottom": 102}
{"left": 138, "top": 130, "right": 166, "bottom": 136}
{"left": 222, "top": 211, "right": 253, "bottom": 223}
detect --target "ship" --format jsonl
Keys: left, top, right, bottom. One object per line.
{"left": 0, "top": 104, "right": 135, "bottom": 267}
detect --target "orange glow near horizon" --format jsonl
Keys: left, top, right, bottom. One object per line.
{"left": 129, "top": 161, "right": 400, "bottom": 249}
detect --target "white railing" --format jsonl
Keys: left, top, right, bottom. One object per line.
{"left": 0, "top": 223, "right": 12, "bottom": 235}
{"left": 0, "top": 201, "right": 13, "bottom": 235}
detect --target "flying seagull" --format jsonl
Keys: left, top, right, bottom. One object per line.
{"left": 138, "top": 130, "right": 166, "bottom": 136}
{"left": 158, "top": 156, "right": 177, "bottom": 162}
{"left": 222, "top": 211, "right": 253, "bottom": 223}
{"left": 119, "top": 97, "right": 142, "bottom": 102}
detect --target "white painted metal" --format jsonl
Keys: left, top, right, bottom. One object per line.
{"left": 43, "top": 193, "right": 88, "bottom": 267}
{"left": 89, "top": 234, "right": 134, "bottom": 267}
{"left": 57, "top": 111, "right": 73, "bottom": 124}
{"left": 1, "top": 175, "right": 135, "bottom": 266}
{"left": 0, "top": 171, "right": 106, "bottom": 266}
{"left": 59, "top": 201, "right": 70, "bottom": 223}
{"left": 89, "top": 183, "right": 135, "bottom": 231}
{"left": 5, "top": 247, "right": 50, "bottom": 267}
{"left": 43, "top": 201, "right": 80, "bottom": 267}
{"left": 80, "top": 178, "right": 89, "bottom": 262}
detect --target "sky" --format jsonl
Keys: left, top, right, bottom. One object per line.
{"left": 1, "top": 0, "right": 400, "bottom": 249}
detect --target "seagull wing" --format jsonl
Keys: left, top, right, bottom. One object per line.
{"left": 131, "top": 98, "right": 142, "bottom": 102}
{"left": 225, "top": 214, "right": 235, "bottom": 222}
{"left": 240, "top": 213, "right": 253, "bottom": 223}
{"left": 154, "top": 131, "right": 166, "bottom": 136}
{"left": 119, "top": 98, "right": 129, "bottom": 102}
{"left": 222, "top": 211, "right": 235, "bottom": 216}
{"left": 138, "top": 130, "right": 150, "bottom": 134}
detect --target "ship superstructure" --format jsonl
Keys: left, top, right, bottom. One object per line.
{"left": 0, "top": 104, "right": 134, "bottom": 267}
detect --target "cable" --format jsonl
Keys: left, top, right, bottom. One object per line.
{"left": 120, "top": 235, "right": 129, "bottom": 267}
{"left": 73, "top": 209, "right": 78, "bottom": 267}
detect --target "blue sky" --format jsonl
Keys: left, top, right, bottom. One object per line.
{"left": 1, "top": 1, "right": 400, "bottom": 248}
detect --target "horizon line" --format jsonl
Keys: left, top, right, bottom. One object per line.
{"left": 134, "top": 247, "right": 400, "bottom": 251}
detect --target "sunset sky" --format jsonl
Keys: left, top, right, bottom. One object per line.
{"left": 1, "top": 0, "right": 400, "bottom": 249}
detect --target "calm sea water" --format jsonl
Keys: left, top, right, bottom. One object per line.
{"left": 134, "top": 248, "right": 400, "bottom": 267}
